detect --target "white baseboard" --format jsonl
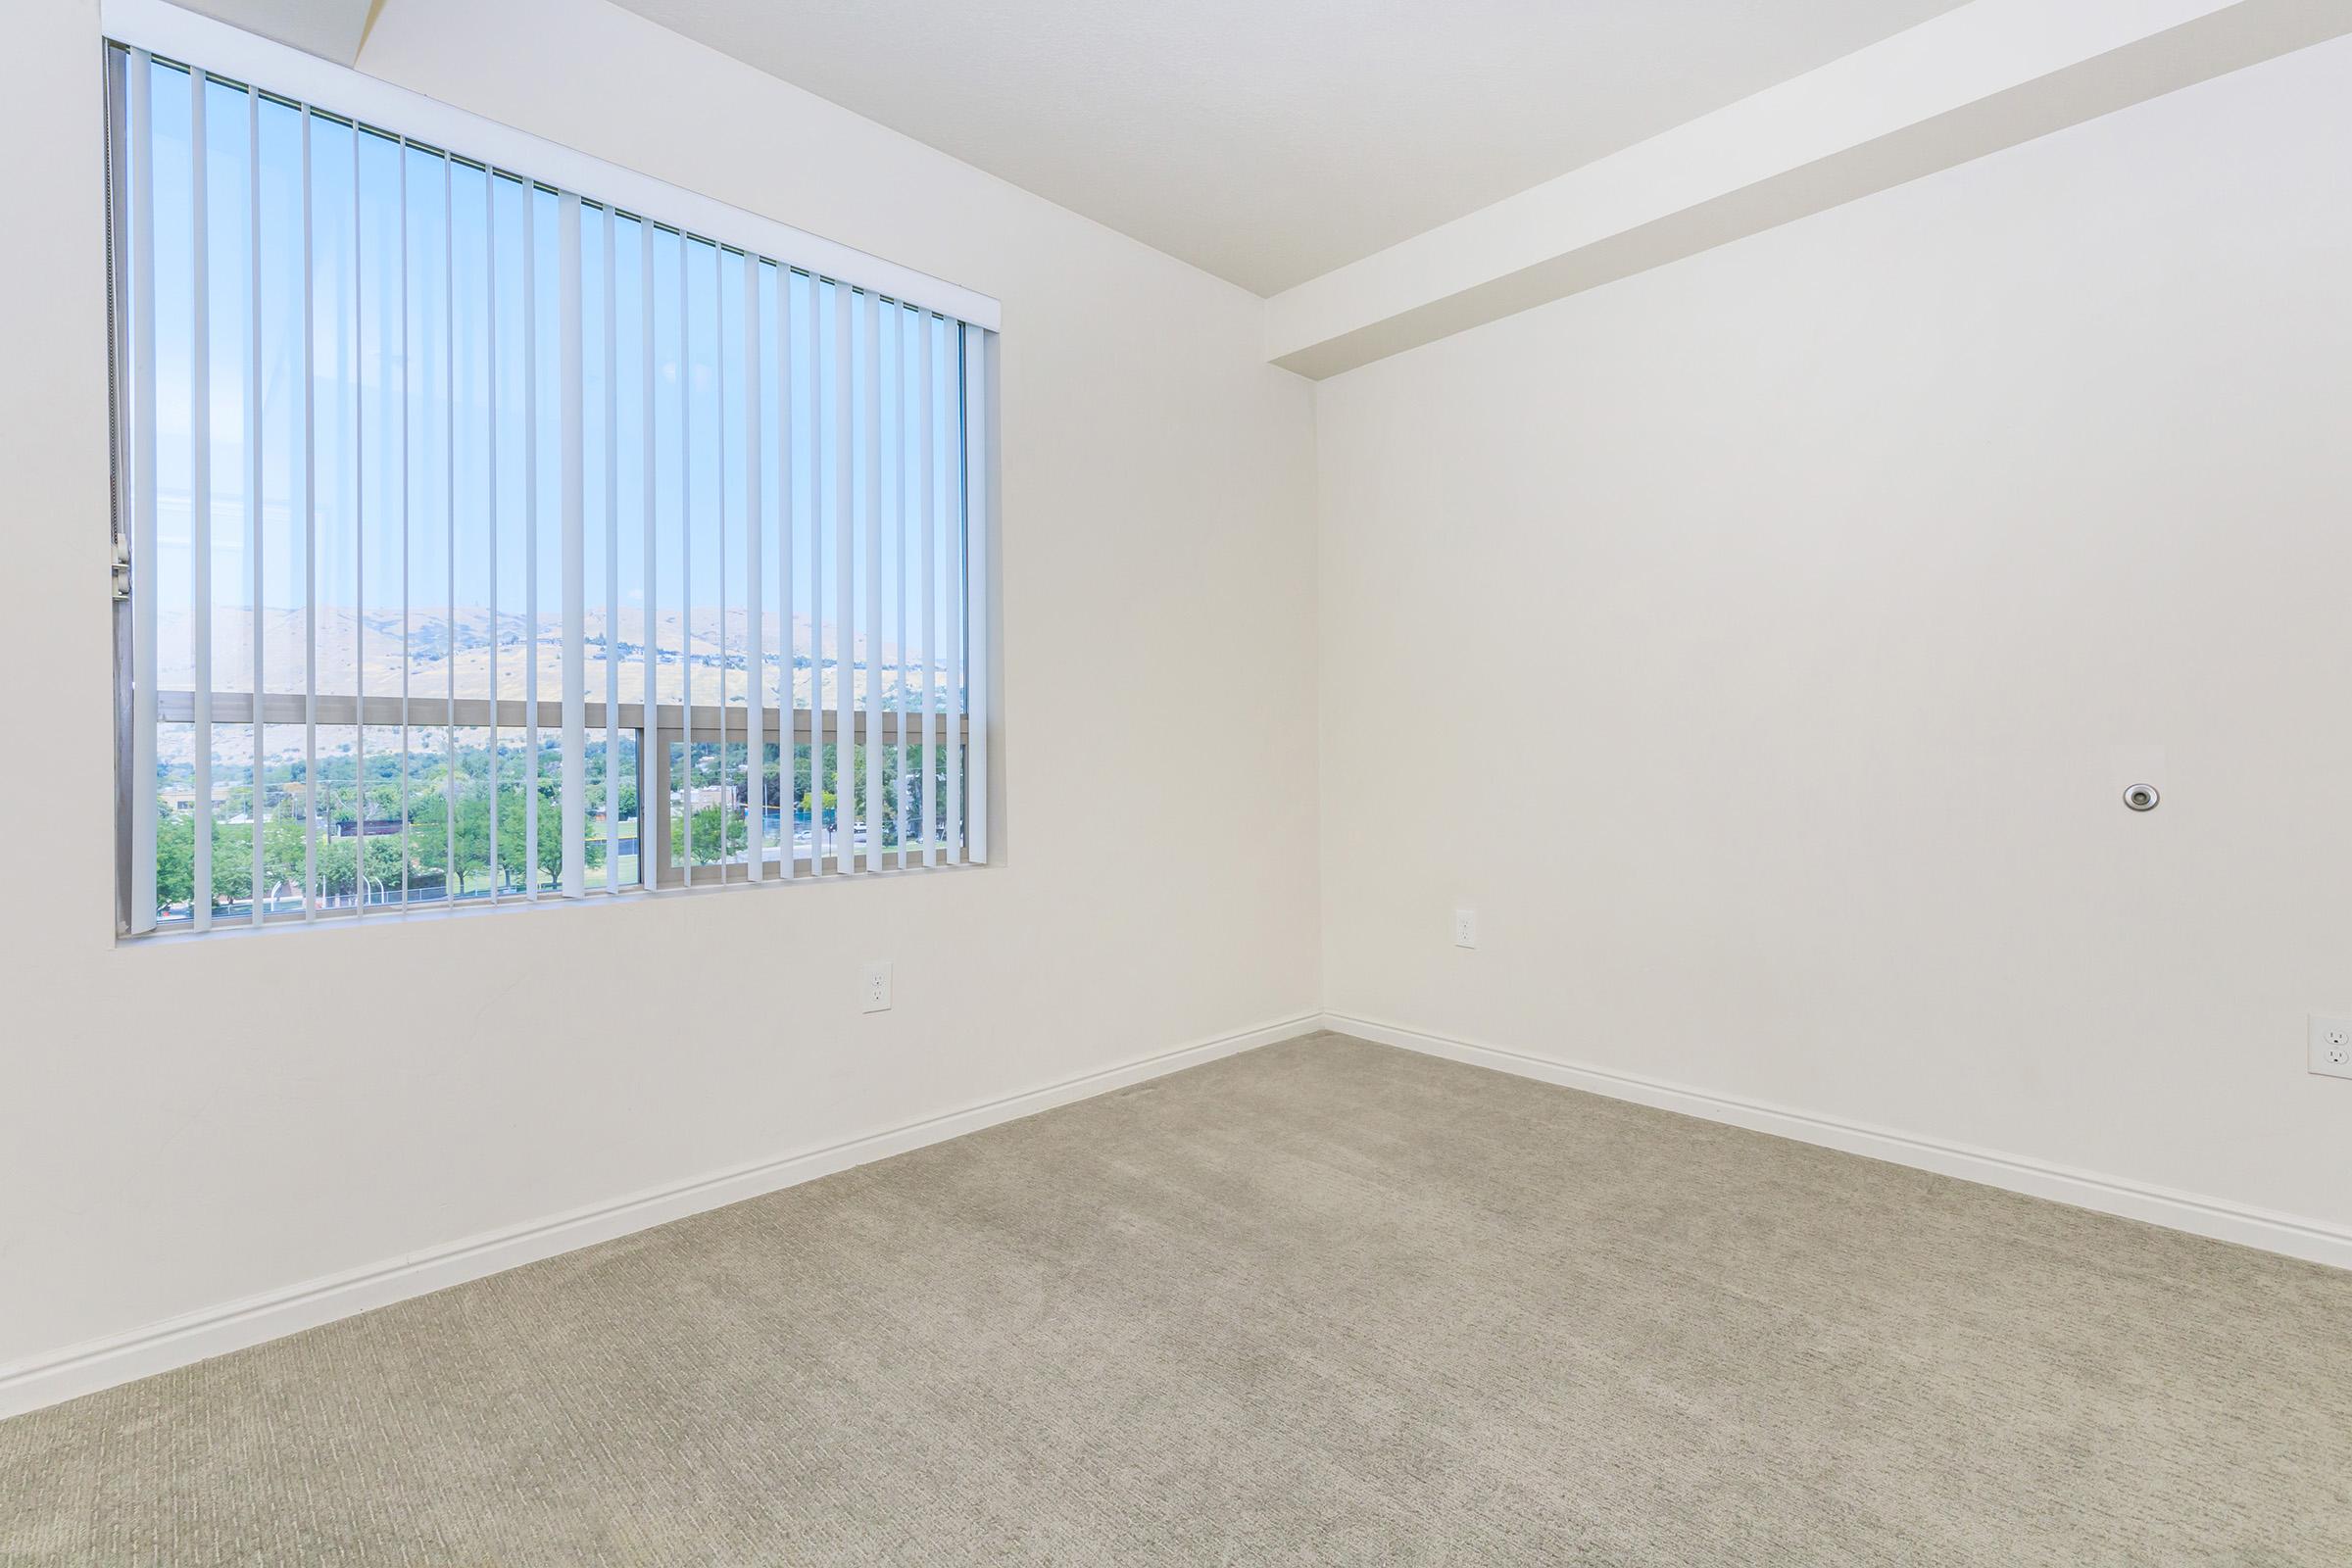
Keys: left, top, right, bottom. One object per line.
{"left": 1324, "top": 1010, "right": 2352, "bottom": 1274}
{"left": 18, "top": 1006, "right": 2333, "bottom": 1423}
{"left": 0, "top": 1011, "right": 1321, "bottom": 1422}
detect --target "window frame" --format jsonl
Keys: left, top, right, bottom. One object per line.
{"left": 102, "top": 0, "right": 1000, "bottom": 937}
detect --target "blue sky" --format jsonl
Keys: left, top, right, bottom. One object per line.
{"left": 142, "top": 58, "right": 965, "bottom": 716}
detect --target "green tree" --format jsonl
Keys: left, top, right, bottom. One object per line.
{"left": 155, "top": 809, "right": 193, "bottom": 910}
{"left": 671, "top": 804, "right": 750, "bottom": 865}
{"left": 262, "top": 814, "right": 308, "bottom": 904}
{"left": 212, "top": 823, "right": 254, "bottom": 905}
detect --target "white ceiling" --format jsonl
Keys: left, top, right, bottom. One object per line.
{"left": 607, "top": 0, "right": 1975, "bottom": 295}
{"left": 172, "top": 0, "right": 378, "bottom": 65}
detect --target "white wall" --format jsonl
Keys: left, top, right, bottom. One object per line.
{"left": 1316, "top": 36, "right": 2352, "bottom": 1236}
{"left": 0, "top": 0, "right": 1318, "bottom": 1376}
{"left": 11, "top": 0, "right": 2349, "bottom": 1405}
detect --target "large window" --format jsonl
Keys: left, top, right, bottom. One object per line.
{"left": 103, "top": 19, "right": 994, "bottom": 937}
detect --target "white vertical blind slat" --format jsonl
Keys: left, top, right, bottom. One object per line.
{"left": 443, "top": 155, "right": 458, "bottom": 906}
{"left": 604, "top": 205, "right": 620, "bottom": 892}
{"left": 521, "top": 182, "right": 539, "bottom": 900}
{"left": 774, "top": 266, "right": 795, "bottom": 880}
{"left": 398, "top": 142, "right": 411, "bottom": 910}
{"left": 807, "top": 276, "right": 826, "bottom": 874}
{"left": 918, "top": 311, "right": 936, "bottom": 868}
{"left": 676, "top": 230, "right": 693, "bottom": 876}
{"left": 711, "top": 242, "right": 731, "bottom": 882}
{"left": 890, "top": 305, "right": 907, "bottom": 869}
{"left": 963, "top": 325, "right": 991, "bottom": 863}
{"left": 942, "top": 320, "right": 962, "bottom": 866}
{"left": 351, "top": 116, "right": 366, "bottom": 918}
{"left": 300, "top": 103, "right": 317, "bottom": 921}
{"left": 862, "top": 290, "right": 882, "bottom": 874}
{"left": 831, "top": 281, "right": 853, "bottom": 875}
{"left": 248, "top": 85, "right": 265, "bottom": 925}
{"left": 191, "top": 69, "right": 213, "bottom": 932}
{"left": 483, "top": 168, "right": 500, "bottom": 904}
{"left": 560, "top": 191, "right": 586, "bottom": 899}
{"left": 129, "top": 51, "right": 159, "bottom": 934}
{"left": 638, "top": 216, "right": 657, "bottom": 891}
{"left": 743, "top": 253, "right": 764, "bottom": 883}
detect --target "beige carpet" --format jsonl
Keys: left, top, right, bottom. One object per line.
{"left": 4, "top": 1032, "right": 2349, "bottom": 1565}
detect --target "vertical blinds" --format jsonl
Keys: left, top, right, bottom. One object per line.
{"left": 106, "top": 42, "right": 992, "bottom": 936}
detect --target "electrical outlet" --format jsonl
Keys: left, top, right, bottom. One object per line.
{"left": 2312, "top": 1014, "right": 2352, "bottom": 1079}
{"left": 1453, "top": 908, "right": 1478, "bottom": 950}
{"left": 861, "top": 961, "right": 894, "bottom": 1013}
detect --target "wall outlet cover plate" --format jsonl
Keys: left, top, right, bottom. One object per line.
{"left": 861, "top": 961, "right": 894, "bottom": 1013}
{"left": 2310, "top": 1014, "right": 2352, "bottom": 1079}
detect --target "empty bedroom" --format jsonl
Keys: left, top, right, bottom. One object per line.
{"left": 2, "top": 0, "right": 2348, "bottom": 1561}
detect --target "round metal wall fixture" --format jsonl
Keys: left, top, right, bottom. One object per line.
{"left": 2123, "top": 783, "right": 2161, "bottom": 812}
